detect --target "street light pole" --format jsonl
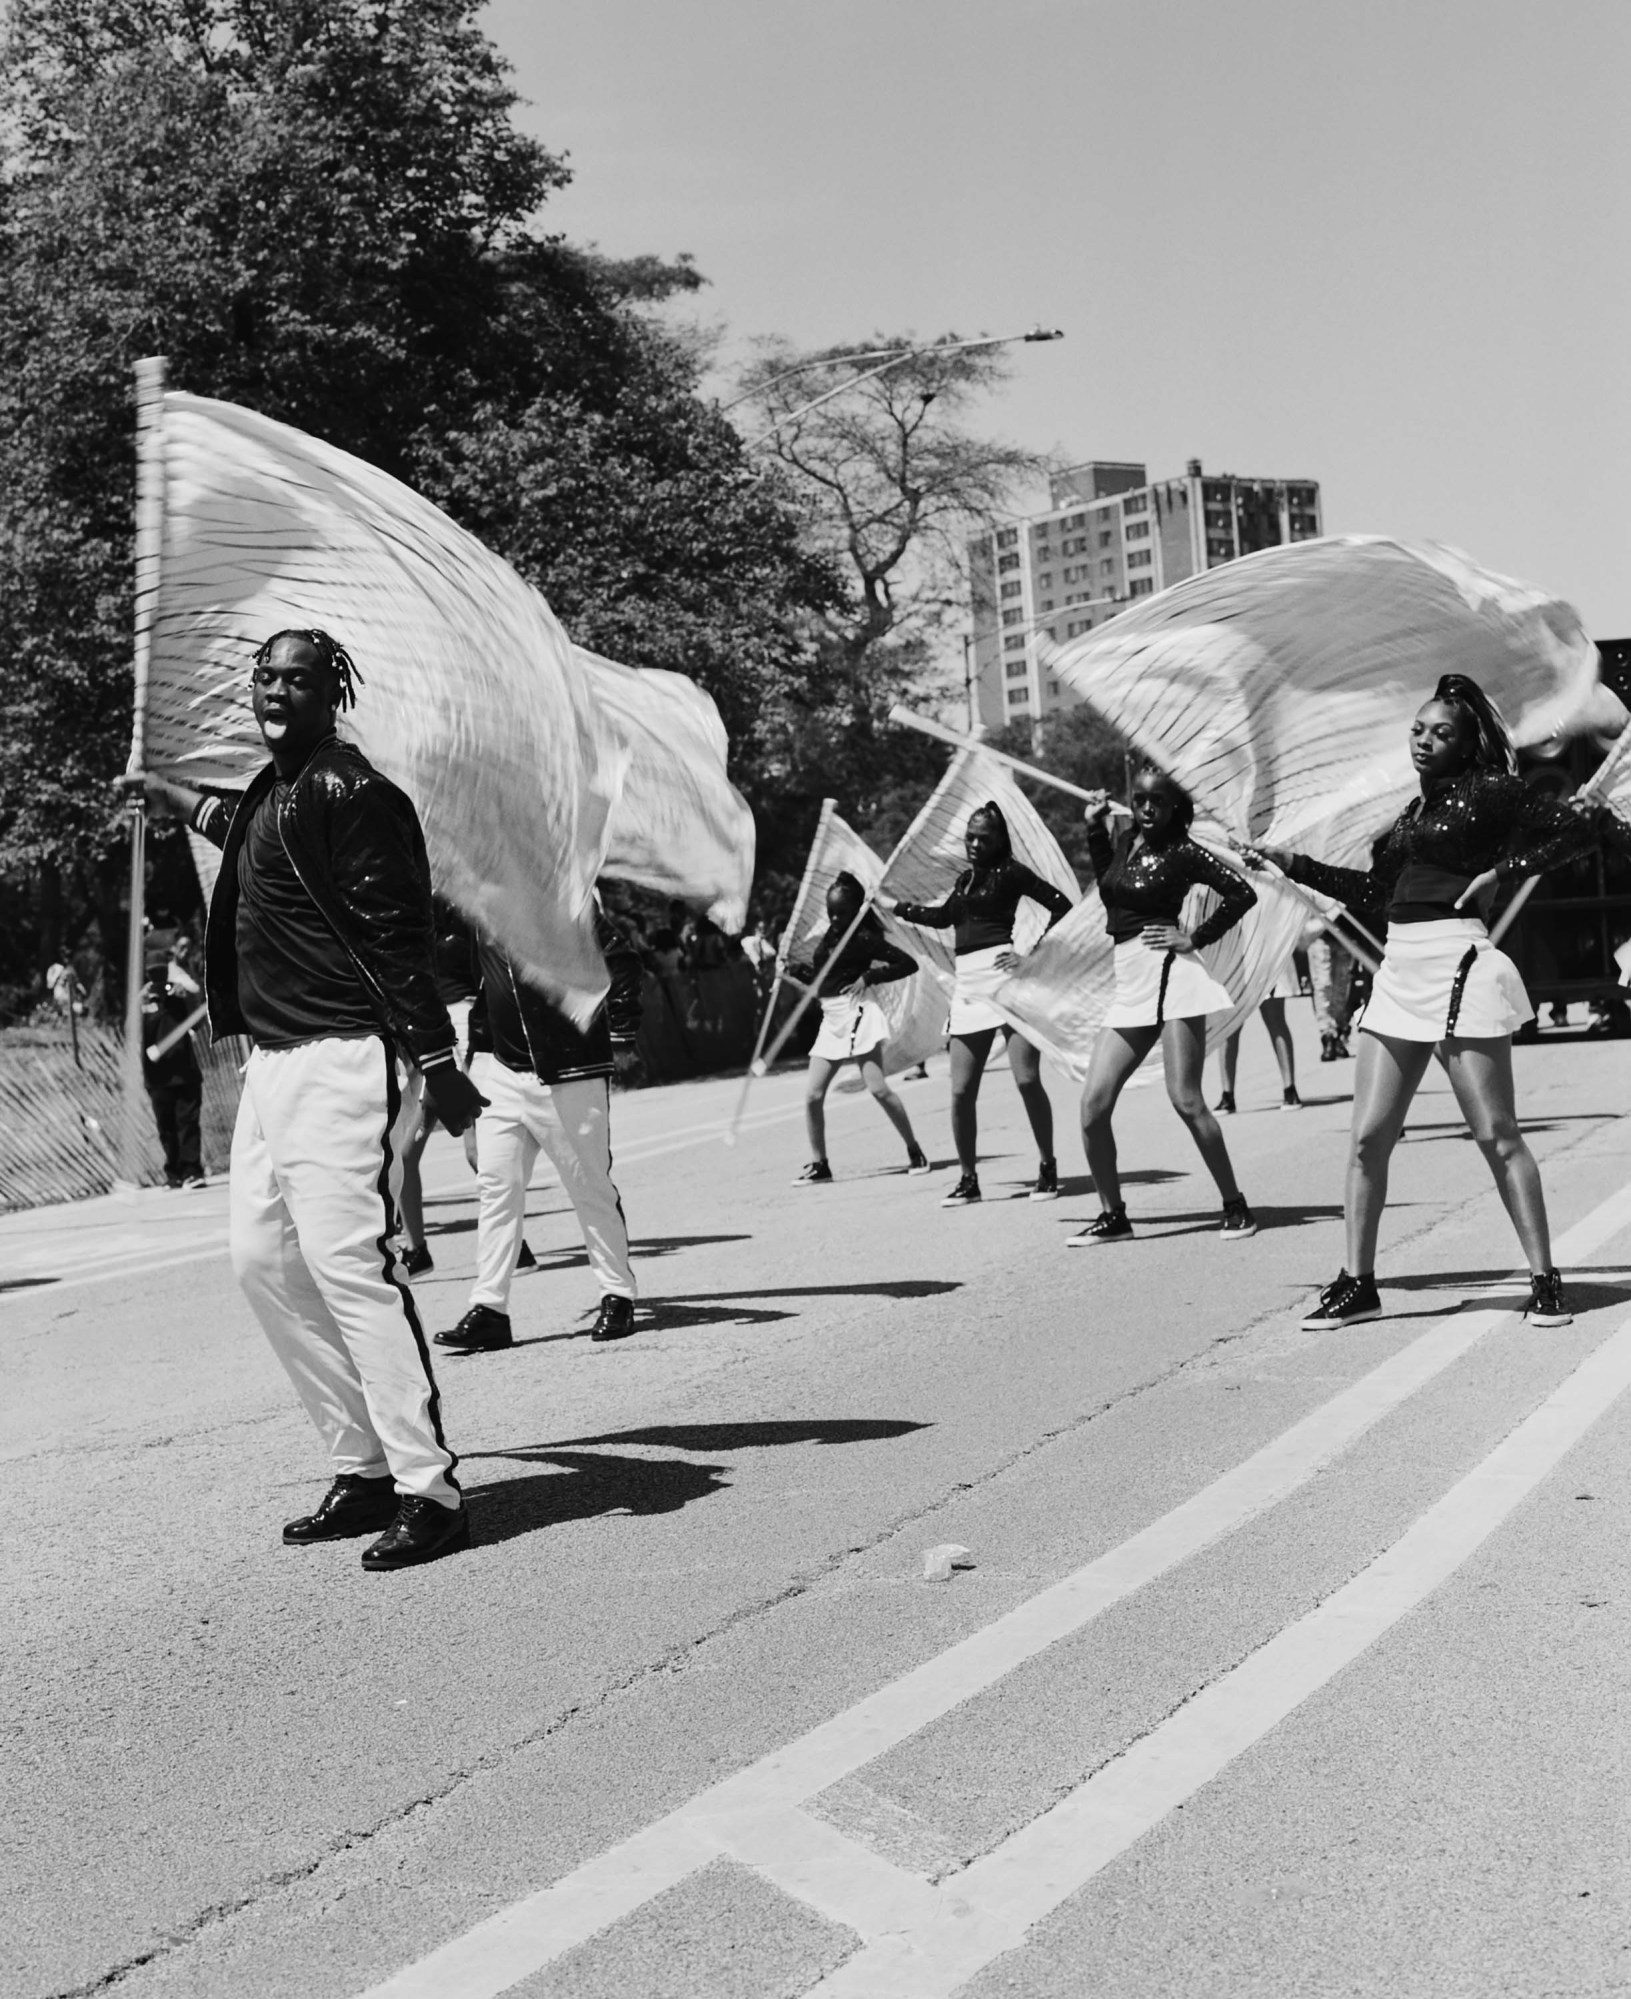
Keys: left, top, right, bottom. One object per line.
{"left": 742, "top": 327, "right": 1063, "bottom": 449}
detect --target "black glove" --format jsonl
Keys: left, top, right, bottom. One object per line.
{"left": 423, "top": 1064, "right": 488, "bottom": 1137}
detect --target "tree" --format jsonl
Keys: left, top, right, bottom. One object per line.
{"left": 730, "top": 337, "right": 1052, "bottom": 872}
{"left": 0, "top": 0, "right": 835, "bottom": 998}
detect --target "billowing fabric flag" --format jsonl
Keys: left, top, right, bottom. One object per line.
{"left": 1046, "top": 538, "right": 1599, "bottom": 870}
{"left": 572, "top": 646, "right": 754, "bottom": 932}
{"left": 782, "top": 801, "right": 951, "bottom": 1074}
{"left": 140, "top": 393, "right": 619, "bottom": 1023}
{"left": 881, "top": 748, "right": 1079, "bottom": 958}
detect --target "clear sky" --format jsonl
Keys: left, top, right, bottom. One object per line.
{"left": 482, "top": 0, "right": 1629, "bottom": 634}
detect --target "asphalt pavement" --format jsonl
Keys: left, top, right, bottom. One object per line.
{"left": 5, "top": 1011, "right": 1631, "bottom": 1999}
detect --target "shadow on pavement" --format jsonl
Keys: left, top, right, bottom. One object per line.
{"left": 1063, "top": 1204, "right": 1346, "bottom": 1236}
{"left": 638, "top": 1278, "right": 961, "bottom": 1335}
{"left": 551, "top": 1418, "right": 930, "bottom": 1452}
{"left": 465, "top": 1449, "right": 729, "bottom": 1543}
{"left": 522, "top": 1234, "right": 755, "bottom": 1268}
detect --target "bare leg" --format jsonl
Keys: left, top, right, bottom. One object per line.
{"left": 397, "top": 1109, "right": 436, "bottom": 1249}
{"left": 1080, "top": 1025, "right": 1159, "bottom": 1212}
{"left": 948, "top": 1030, "right": 997, "bottom": 1174}
{"left": 1440, "top": 1036, "right": 1554, "bottom": 1272}
{"left": 1005, "top": 1030, "right": 1055, "bottom": 1161}
{"left": 1259, "top": 996, "right": 1296, "bottom": 1092}
{"left": 804, "top": 1055, "right": 837, "bottom": 1159}
{"left": 856, "top": 1051, "right": 919, "bottom": 1153}
{"left": 1219, "top": 1028, "right": 1242, "bottom": 1096}
{"left": 1346, "top": 1030, "right": 1435, "bottom": 1272}
{"left": 1162, "top": 1016, "right": 1241, "bottom": 1200}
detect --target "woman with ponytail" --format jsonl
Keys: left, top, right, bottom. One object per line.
{"left": 1247, "top": 673, "right": 1628, "bottom": 1330}
{"left": 883, "top": 803, "right": 1073, "bottom": 1206}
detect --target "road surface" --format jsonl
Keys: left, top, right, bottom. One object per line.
{"left": 5, "top": 1014, "right": 1630, "bottom": 1998}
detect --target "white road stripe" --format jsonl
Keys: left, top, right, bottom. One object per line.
{"left": 811, "top": 1314, "right": 1631, "bottom": 1996}
{"left": 350, "top": 1170, "right": 1631, "bottom": 1999}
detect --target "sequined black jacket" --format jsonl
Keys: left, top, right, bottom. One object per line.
{"left": 193, "top": 737, "right": 457, "bottom": 1068}
{"left": 1085, "top": 823, "right": 1257, "bottom": 950}
{"left": 1282, "top": 769, "right": 1614, "bottom": 925}
{"left": 894, "top": 860, "right": 1073, "bottom": 955}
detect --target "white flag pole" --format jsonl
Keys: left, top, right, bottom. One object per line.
{"left": 118, "top": 356, "right": 167, "bottom": 1196}
{"left": 887, "top": 705, "right": 1381, "bottom": 972}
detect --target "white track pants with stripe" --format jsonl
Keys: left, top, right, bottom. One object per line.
{"left": 229, "top": 1036, "right": 460, "bottom": 1508}
{"left": 468, "top": 1057, "right": 635, "bottom": 1313}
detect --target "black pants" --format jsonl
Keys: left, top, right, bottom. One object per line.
{"left": 147, "top": 1077, "right": 203, "bottom": 1183}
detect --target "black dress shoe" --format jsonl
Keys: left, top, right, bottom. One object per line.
{"left": 283, "top": 1474, "right": 399, "bottom": 1544}
{"left": 434, "top": 1304, "right": 512, "bottom": 1350}
{"left": 590, "top": 1295, "right": 637, "bottom": 1342}
{"left": 361, "top": 1497, "right": 471, "bottom": 1570}
{"left": 401, "top": 1243, "right": 434, "bottom": 1277}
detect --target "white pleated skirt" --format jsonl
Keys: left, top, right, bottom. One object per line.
{"left": 1359, "top": 918, "right": 1533, "bottom": 1042}
{"left": 809, "top": 992, "right": 889, "bottom": 1062}
{"left": 947, "top": 944, "right": 1010, "bottom": 1036}
{"left": 1104, "top": 940, "right": 1235, "bottom": 1029}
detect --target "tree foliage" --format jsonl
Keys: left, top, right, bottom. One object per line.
{"left": 0, "top": 0, "right": 838, "bottom": 995}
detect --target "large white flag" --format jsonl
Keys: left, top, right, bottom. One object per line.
{"left": 782, "top": 802, "right": 951, "bottom": 1074}
{"left": 140, "top": 393, "right": 624, "bottom": 1022}
{"left": 1046, "top": 537, "right": 1599, "bottom": 870}
{"left": 572, "top": 645, "right": 754, "bottom": 932}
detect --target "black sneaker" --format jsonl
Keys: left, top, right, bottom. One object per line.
{"left": 434, "top": 1304, "right": 513, "bottom": 1351}
{"left": 1319, "top": 1034, "right": 1337, "bottom": 1063}
{"left": 941, "top": 1172, "right": 982, "bottom": 1207}
{"left": 1301, "top": 1269, "right": 1382, "bottom": 1329}
{"left": 1068, "top": 1206, "right": 1133, "bottom": 1245}
{"left": 1282, "top": 1087, "right": 1303, "bottom": 1111}
{"left": 1219, "top": 1195, "right": 1258, "bottom": 1240}
{"left": 1526, "top": 1269, "right": 1572, "bottom": 1327}
{"left": 792, "top": 1160, "right": 833, "bottom": 1185}
{"left": 1217, "top": 1090, "right": 1236, "bottom": 1115}
{"left": 401, "top": 1243, "right": 434, "bottom": 1277}
{"left": 1331, "top": 1035, "right": 1351, "bottom": 1059}
{"left": 905, "top": 1146, "right": 932, "bottom": 1176}
{"left": 360, "top": 1497, "right": 470, "bottom": 1571}
{"left": 1030, "top": 1160, "right": 1060, "bottom": 1201}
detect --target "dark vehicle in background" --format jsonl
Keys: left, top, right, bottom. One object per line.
{"left": 1501, "top": 639, "right": 1631, "bottom": 1037}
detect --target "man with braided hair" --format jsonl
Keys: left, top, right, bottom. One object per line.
{"left": 127, "top": 628, "right": 485, "bottom": 1570}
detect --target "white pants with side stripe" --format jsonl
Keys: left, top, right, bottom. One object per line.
{"left": 468, "top": 1058, "right": 635, "bottom": 1312}
{"left": 229, "top": 1036, "right": 461, "bottom": 1508}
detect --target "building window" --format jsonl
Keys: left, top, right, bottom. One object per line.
{"left": 1001, "top": 581, "right": 1022, "bottom": 600}
{"left": 1207, "top": 538, "right": 1232, "bottom": 559}
{"left": 998, "top": 553, "right": 1020, "bottom": 573}
{"left": 1040, "top": 598, "right": 1054, "bottom": 611}
{"left": 1099, "top": 558, "right": 1115, "bottom": 575}
{"left": 1127, "top": 549, "right": 1152, "bottom": 569}
{"left": 1064, "top": 512, "right": 1085, "bottom": 529}
{"left": 1046, "top": 678, "right": 1060, "bottom": 696}
{"left": 1006, "top": 658, "right": 1027, "bottom": 680}
{"left": 1004, "top": 633, "right": 1026, "bottom": 652}
{"left": 1002, "top": 609, "right": 1024, "bottom": 627}
{"left": 997, "top": 528, "right": 1018, "bottom": 548}
{"left": 1098, "top": 531, "right": 1112, "bottom": 548}
{"left": 1007, "top": 688, "right": 1030, "bottom": 708}
{"left": 1125, "top": 519, "right": 1150, "bottom": 541}
{"left": 1123, "top": 492, "right": 1148, "bottom": 514}
{"left": 1128, "top": 577, "right": 1155, "bottom": 597}
{"left": 1037, "top": 571, "right": 1053, "bottom": 588}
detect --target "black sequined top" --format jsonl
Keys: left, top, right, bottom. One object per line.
{"left": 1283, "top": 768, "right": 1617, "bottom": 925}
{"left": 894, "top": 859, "right": 1073, "bottom": 955}
{"left": 1085, "top": 823, "right": 1257, "bottom": 949}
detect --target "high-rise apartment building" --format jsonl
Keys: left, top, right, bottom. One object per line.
{"left": 965, "top": 459, "right": 1322, "bottom": 732}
